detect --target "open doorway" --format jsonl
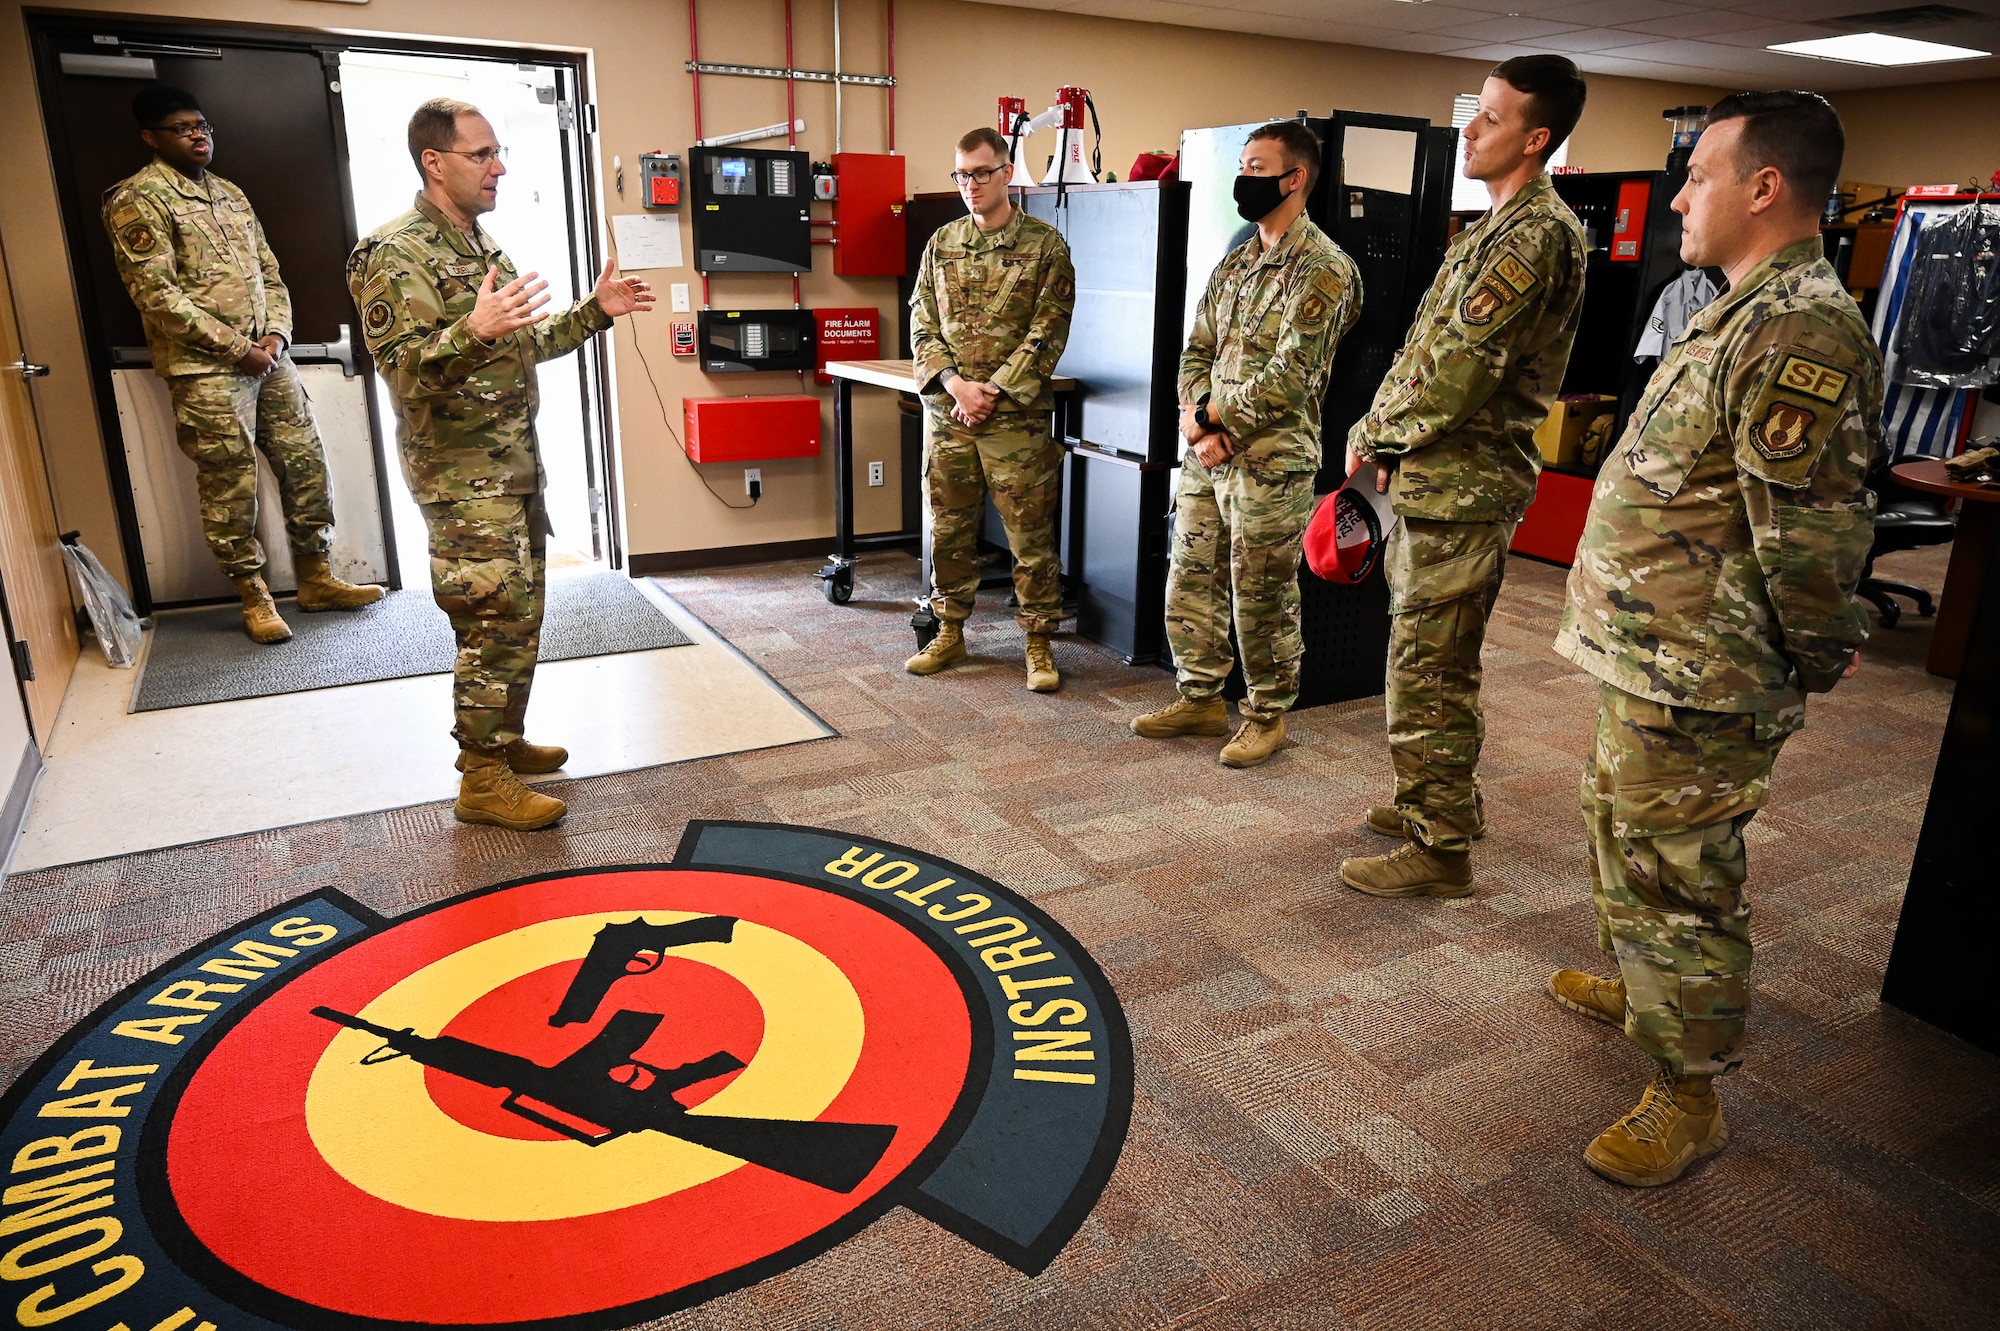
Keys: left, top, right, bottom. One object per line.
{"left": 336, "top": 50, "right": 607, "bottom": 577}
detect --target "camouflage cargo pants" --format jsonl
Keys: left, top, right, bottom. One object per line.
{"left": 925, "top": 409, "right": 1063, "bottom": 633}
{"left": 1583, "top": 681, "right": 1799, "bottom": 1078}
{"left": 1384, "top": 517, "right": 1515, "bottom": 852}
{"left": 420, "top": 494, "right": 547, "bottom": 753}
{"left": 167, "top": 361, "right": 334, "bottom": 578}
{"left": 1165, "top": 461, "right": 1315, "bottom": 722}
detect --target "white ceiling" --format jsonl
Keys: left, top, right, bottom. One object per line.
{"left": 973, "top": 0, "right": 2000, "bottom": 89}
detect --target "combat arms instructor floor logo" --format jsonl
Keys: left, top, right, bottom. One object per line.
{"left": 0, "top": 823, "right": 1132, "bottom": 1330}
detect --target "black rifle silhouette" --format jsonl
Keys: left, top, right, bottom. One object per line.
{"left": 551, "top": 916, "right": 739, "bottom": 1027}
{"left": 312, "top": 1007, "right": 895, "bottom": 1194}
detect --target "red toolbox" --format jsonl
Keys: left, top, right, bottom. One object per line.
{"left": 682, "top": 394, "right": 822, "bottom": 462}
{"left": 1511, "top": 468, "right": 1596, "bottom": 566}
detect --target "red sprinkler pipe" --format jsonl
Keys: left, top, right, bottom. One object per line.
{"left": 784, "top": 0, "right": 797, "bottom": 147}
{"left": 688, "top": 0, "right": 704, "bottom": 142}
{"left": 886, "top": 0, "right": 896, "bottom": 152}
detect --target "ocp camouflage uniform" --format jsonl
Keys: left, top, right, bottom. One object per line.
{"left": 347, "top": 194, "right": 611, "bottom": 752}
{"left": 1555, "top": 235, "right": 1880, "bottom": 1077}
{"left": 103, "top": 158, "right": 334, "bottom": 578}
{"left": 910, "top": 209, "right": 1075, "bottom": 632}
{"left": 1349, "top": 173, "right": 1585, "bottom": 850}
{"left": 1171, "top": 214, "right": 1361, "bottom": 720}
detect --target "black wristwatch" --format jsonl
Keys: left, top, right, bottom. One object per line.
{"left": 1193, "top": 402, "right": 1213, "bottom": 432}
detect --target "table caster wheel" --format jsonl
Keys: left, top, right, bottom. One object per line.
{"left": 910, "top": 603, "right": 940, "bottom": 650}
{"left": 823, "top": 568, "right": 854, "bottom": 604}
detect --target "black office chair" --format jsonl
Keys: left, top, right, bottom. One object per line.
{"left": 1858, "top": 454, "right": 1956, "bottom": 628}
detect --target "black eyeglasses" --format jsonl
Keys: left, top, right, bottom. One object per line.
{"left": 152, "top": 119, "right": 214, "bottom": 139}
{"left": 440, "top": 146, "right": 509, "bottom": 166}
{"left": 949, "top": 166, "right": 1007, "bottom": 187}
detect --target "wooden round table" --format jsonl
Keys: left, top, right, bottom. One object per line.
{"left": 1890, "top": 459, "right": 2000, "bottom": 678}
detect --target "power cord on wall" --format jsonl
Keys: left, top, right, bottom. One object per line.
{"left": 626, "top": 314, "right": 760, "bottom": 509}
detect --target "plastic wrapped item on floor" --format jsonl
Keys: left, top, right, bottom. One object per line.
{"left": 59, "top": 533, "right": 142, "bottom": 668}
{"left": 1892, "top": 203, "right": 2000, "bottom": 390}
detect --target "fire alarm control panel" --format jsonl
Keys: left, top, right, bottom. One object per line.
{"left": 689, "top": 146, "right": 812, "bottom": 273}
{"left": 640, "top": 153, "right": 681, "bottom": 209}
{"left": 697, "top": 308, "right": 817, "bottom": 373}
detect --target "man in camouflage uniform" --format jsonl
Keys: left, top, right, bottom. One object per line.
{"left": 907, "top": 126, "right": 1075, "bottom": 692}
{"left": 104, "top": 85, "right": 382, "bottom": 643}
{"left": 1131, "top": 121, "right": 1360, "bottom": 768}
{"left": 1340, "top": 56, "right": 1588, "bottom": 894}
{"left": 1547, "top": 92, "right": 1877, "bottom": 1186}
{"left": 349, "top": 97, "right": 653, "bottom": 831}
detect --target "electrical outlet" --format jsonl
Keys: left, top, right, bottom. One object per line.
{"left": 868, "top": 460, "right": 885, "bottom": 487}
{"left": 671, "top": 283, "right": 691, "bottom": 312}
{"left": 744, "top": 467, "right": 762, "bottom": 496}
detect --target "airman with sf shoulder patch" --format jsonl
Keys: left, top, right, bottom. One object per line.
{"left": 1548, "top": 92, "right": 1880, "bottom": 1188}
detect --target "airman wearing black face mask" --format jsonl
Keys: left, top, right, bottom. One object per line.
{"left": 1133, "top": 122, "right": 1362, "bottom": 770}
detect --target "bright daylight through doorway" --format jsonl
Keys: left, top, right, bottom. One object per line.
{"left": 337, "top": 51, "right": 603, "bottom": 578}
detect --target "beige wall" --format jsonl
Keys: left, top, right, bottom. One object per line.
{"left": 0, "top": 0, "right": 1734, "bottom": 575}
{"left": 1830, "top": 78, "right": 2000, "bottom": 193}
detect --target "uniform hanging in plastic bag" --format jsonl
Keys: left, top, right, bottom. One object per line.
{"left": 1304, "top": 461, "right": 1398, "bottom": 584}
{"left": 59, "top": 533, "right": 142, "bottom": 668}
{"left": 1891, "top": 202, "right": 2000, "bottom": 390}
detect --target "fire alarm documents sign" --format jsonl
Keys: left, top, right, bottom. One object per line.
{"left": 814, "top": 307, "right": 881, "bottom": 384}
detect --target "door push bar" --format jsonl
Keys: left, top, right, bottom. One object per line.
{"left": 110, "top": 322, "right": 357, "bottom": 377}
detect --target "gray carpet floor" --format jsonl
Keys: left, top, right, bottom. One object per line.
{"left": 132, "top": 570, "right": 692, "bottom": 712}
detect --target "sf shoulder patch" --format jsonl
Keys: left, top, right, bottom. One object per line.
{"left": 0, "top": 821, "right": 1132, "bottom": 1329}
{"left": 1739, "top": 345, "right": 1853, "bottom": 484}
{"left": 1491, "top": 250, "right": 1538, "bottom": 297}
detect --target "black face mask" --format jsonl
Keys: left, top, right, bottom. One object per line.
{"left": 1234, "top": 170, "right": 1296, "bottom": 223}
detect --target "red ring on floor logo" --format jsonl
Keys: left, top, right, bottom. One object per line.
{"left": 0, "top": 824, "right": 1130, "bottom": 1330}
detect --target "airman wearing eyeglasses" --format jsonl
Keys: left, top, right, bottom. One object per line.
{"left": 908, "top": 126, "right": 1076, "bottom": 692}
{"left": 102, "top": 84, "right": 384, "bottom": 646}
{"left": 347, "top": 97, "right": 654, "bottom": 832}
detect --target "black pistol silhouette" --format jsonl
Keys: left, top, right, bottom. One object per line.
{"left": 312, "top": 1006, "right": 895, "bottom": 1193}
{"left": 551, "top": 916, "right": 739, "bottom": 1027}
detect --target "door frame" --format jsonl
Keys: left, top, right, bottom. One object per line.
{"left": 27, "top": 14, "right": 617, "bottom": 613}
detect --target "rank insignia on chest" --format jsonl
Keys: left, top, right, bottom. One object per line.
{"left": 1460, "top": 282, "right": 1506, "bottom": 326}
{"left": 1753, "top": 401, "right": 1816, "bottom": 459}
{"left": 1778, "top": 354, "right": 1850, "bottom": 404}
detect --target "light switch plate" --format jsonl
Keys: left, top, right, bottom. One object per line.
{"left": 868, "top": 461, "right": 885, "bottom": 487}
{"left": 671, "top": 283, "right": 691, "bottom": 312}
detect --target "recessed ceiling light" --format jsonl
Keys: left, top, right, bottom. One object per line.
{"left": 1768, "top": 31, "right": 1989, "bottom": 64}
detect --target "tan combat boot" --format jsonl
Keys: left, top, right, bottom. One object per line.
{"left": 1340, "top": 841, "right": 1473, "bottom": 898}
{"left": 1024, "top": 633, "right": 1060, "bottom": 693}
{"left": 294, "top": 553, "right": 386, "bottom": 612}
{"left": 1365, "top": 801, "right": 1487, "bottom": 840}
{"left": 1131, "top": 696, "right": 1229, "bottom": 738}
{"left": 1584, "top": 1067, "right": 1728, "bottom": 1187}
{"left": 1547, "top": 969, "right": 1626, "bottom": 1027}
{"left": 232, "top": 574, "right": 292, "bottom": 644}
{"left": 906, "top": 621, "right": 967, "bottom": 675}
{"left": 455, "top": 750, "right": 567, "bottom": 830}
{"left": 455, "top": 740, "right": 569, "bottom": 776}
{"left": 1219, "top": 716, "right": 1284, "bottom": 768}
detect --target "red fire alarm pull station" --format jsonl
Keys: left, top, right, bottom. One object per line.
{"left": 813, "top": 307, "right": 881, "bottom": 384}
{"left": 1611, "top": 178, "right": 1650, "bottom": 261}
{"left": 829, "top": 153, "right": 907, "bottom": 277}
{"left": 669, "top": 320, "right": 696, "bottom": 356}
{"left": 682, "top": 395, "right": 823, "bottom": 463}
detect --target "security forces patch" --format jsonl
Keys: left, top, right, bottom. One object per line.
{"left": 1777, "top": 354, "right": 1850, "bottom": 405}
{"left": 1491, "top": 252, "right": 1537, "bottom": 296}
{"left": 1753, "top": 401, "right": 1817, "bottom": 459}
{"left": 363, "top": 299, "right": 395, "bottom": 337}
{"left": 0, "top": 823, "right": 1131, "bottom": 1329}
{"left": 120, "top": 222, "right": 158, "bottom": 257}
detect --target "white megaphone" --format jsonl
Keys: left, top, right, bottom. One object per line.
{"left": 995, "top": 87, "right": 1097, "bottom": 186}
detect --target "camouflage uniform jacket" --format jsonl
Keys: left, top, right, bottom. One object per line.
{"left": 910, "top": 208, "right": 1075, "bottom": 414}
{"left": 1349, "top": 173, "right": 1585, "bottom": 520}
{"left": 102, "top": 158, "right": 291, "bottom": 376}
{"left": 1555, "top": 236, "right": 1880, "bottom": 714}
{"left": 1179, "top": 214, "right": 1361, "bottom": 474}
{"left": 347, "top": 194, "right": 610, "bottom": 504}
